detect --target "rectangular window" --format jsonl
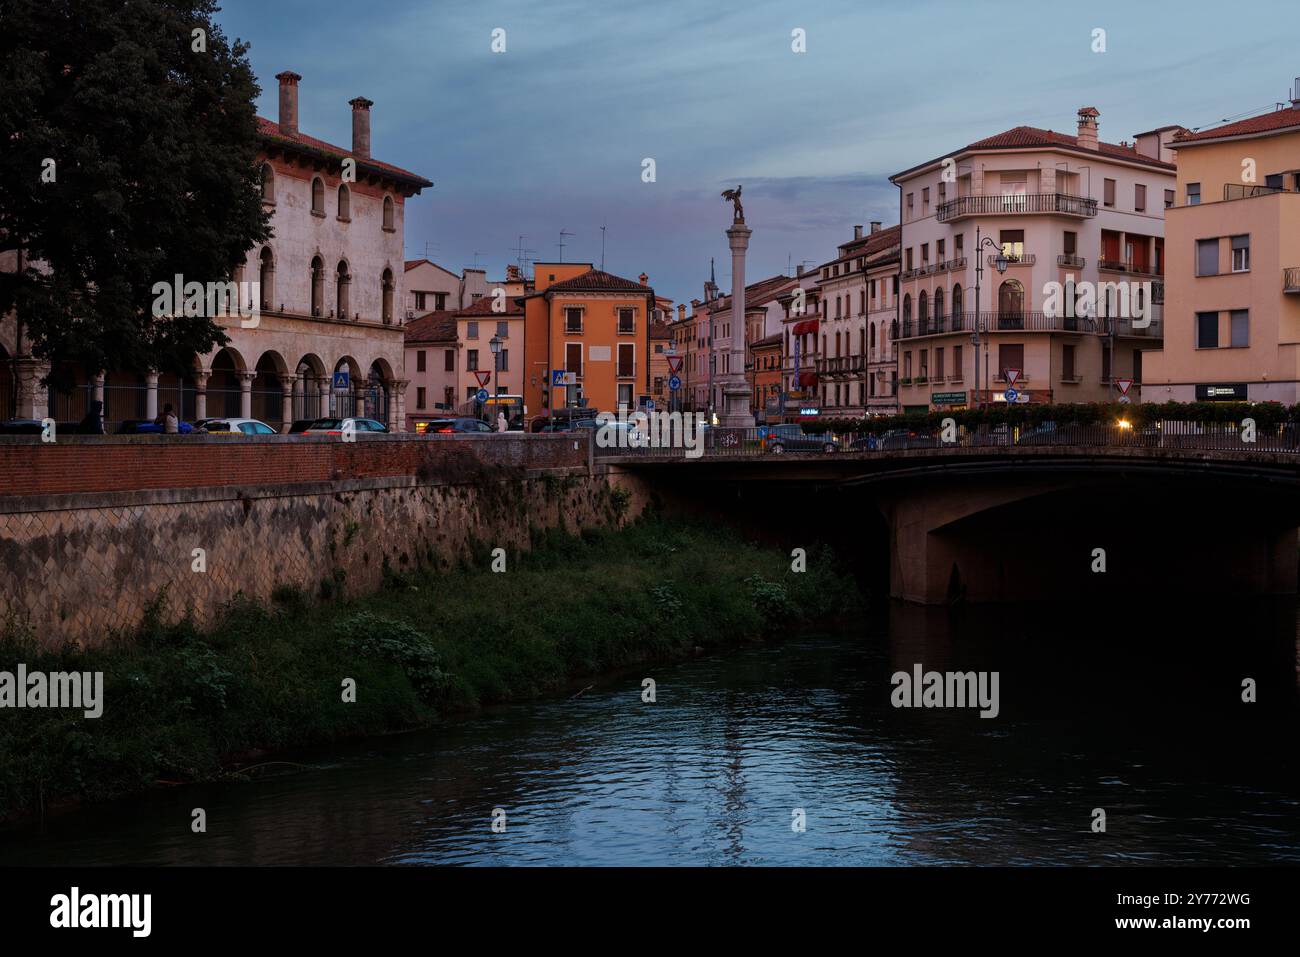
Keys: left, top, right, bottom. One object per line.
{"left": 953, "top": 345, "right": 962, "bottom": 381}
{"left": 414, "top": 292, "right": 426, "bottom": 311}
{"left": 496, "top": 320, "right": 509, "bottom": 337}
{"left": 922, "top": 187, "right": 930, "bottom": 206}
{"left": 1230, "top": 310, "right": 1249, "bottom": 347}
{"left": 934, "top": 347, "right": 944, "bottom": 380}
{"left": 919, "top": 350, "right": 928, "bottom": 376}
{"left": 467, "top": 349, "right": 479, "bottom": 371}
{"left": 1187, "top": 182, "right": 1201, "bottom": 205}
{"left": 955, "top": 233, "right": 964, "bottom": 254}
{"left": 444, "top": 349, "right": 454, "bottom": 372}
{"left": 617, "top": 383, "right": 634, "bottom": 409}
{"left": 1062, "top": 344, "right": 1076, "bottom": 380}
{"left": 1164, "top": 189, "right": 1175, "bottom": 209}
{"left": 1231, "top": 235, "right": 1250, "bottom": 272}
{"left": 499, "top": 349, "right": 509, "bottom": 371}
{"left": 921, "top": 243, "right": 929, "bottom": 264}
{"left": 1104, "top": 178, "right": 1116, "bottom": 207}
{"left": 565, "top": 307, "right": 583, "bottom": 333}
{"left": 435, "top": 293, "right": 447, "bottom": 310}
{"left": 1197, "top": 238, "right": 1219, "bottom": 277}
{"left": 466, "top": 321, "right": 478, "bottom": 339}
{"left": 998, "top": 344, "right": 1024, "bottom": 380}
{"left": 905, "top": 248, "right": 913, "bottom": 270}
{"left": 617, "top": 343, "right": 635, "bottom": 377}
{"left": 1134, "top": 184, "right": 1146, "bottom": 212}
{"left": 565, "top": 342, "right": 583, "bottom": 377}
{"left": 1101, "top": 346, "right": 1111, "bottom": 382}
{"left": 416, "top": 387, "right": 426, "bottom": 409}
{"left": 903, "top": 352, "right": 912, "bottom": 378}
{"left": 999, "top": 229, "right": 1024, "bottom": 259}
{"left": 1064, "top": 231, "right": 1077, "bottom": 255}
{"left": 416, "top": 350, "right": 426, "bottom": 372}
{"left": 617, "top": 307, "right": 635, "bottom": 333}
{"left": 1196, "top": 311, "right": 1219, "bottom": 348}
{"left": 936, "top": 238, "right": 945, "bottom": 259}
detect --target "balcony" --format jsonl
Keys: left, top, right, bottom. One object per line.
{"left": 936, "top": 192, "right": 1097, "bottom": 223}
{"left": 1097, "top": 315, "right": 1163, "bottom": 338}
{"left": 1098, "top": 259, "right": 1160, "bottom": 277}
{"left": 1057, "top": 254, "right": 1086, "bottom": 269}
{"left": 988, "top": 253, "right": 1035, "bottom": 268}
{"left": 1285, "top": 267, "right": 1300, "bottom": 293}
{"left": 897, "top": 314, "right": 971, "bottom": 339}
{"left": 816, "top": 356, "right": 867, "bottom": 376}
{"left": 968, "top": 311, "right": 1099, "bottom": 333}
{"left": 1224, "top": 183, "right": 1299, "bottom": 201}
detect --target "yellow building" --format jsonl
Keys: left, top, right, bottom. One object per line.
{"left": 1143, "top": 103, "right": 1300, "bottom": 404}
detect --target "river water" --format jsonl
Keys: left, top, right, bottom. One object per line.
{"left": 3, "top": 600, "right": 1299, "bottom": 866}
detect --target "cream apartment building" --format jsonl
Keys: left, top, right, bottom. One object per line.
{"left": 1142, "top": 100, "right": 1300, "bottom": 403}
{"left": 889, "top": 107, "right": 1177, "bottom": 411}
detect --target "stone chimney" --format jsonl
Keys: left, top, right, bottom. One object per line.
{"left": 796, "top": 264, "right": 805, "bottom": 277}
{"left": 639, "top": 272, "right": 649, "bottom": 284}
{"left": 870, "top": 221, "right": 882, "bottom": 233}
{"left": 275, "top": 71, "right": 302, "bottom": 135}
{"left": 854, "top": 224, "right": 863, "bottom": 240}
{"left": 349, "top": 97, "right": 374, "bottom": 159}
{"left": 1077, "top": 107, "right": 1100, "bottom": 151}
{"left": 677, "top": 304, "right": 686, "bottom": 321}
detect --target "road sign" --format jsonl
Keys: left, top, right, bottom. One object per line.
{"left": 1115, "top": 378, "right": 1133, "bottom": 396}
{"left": 667, "top": 356, "right": 683, "bottom": 375}
{"left": 1005, "top": 369, "right": 1021, "bottom": 387}
{"left": 668, "top": 374, "right": 682, "bottom": 391}
{"left": 473, "top": 370, "right": 492, "bottom": 388}
{"left": 645, "top": 399, "right": 655, "bottom": 412}
{"left": 331, "top": 371, "right": 350, "bottom": 391}
{"left": 1003, "top": 388, "right": 1019, "bottom": 403}
{"left": 1117, "top": 395, "right": 1131, "bottom": 405}
{"left": 475, "top": 388, "right": 489, "bottom": 403}
{"left": 552, "top": 369, "right": 576, "bottom": 387}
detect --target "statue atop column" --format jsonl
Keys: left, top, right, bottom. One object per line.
{"left": 721, "top": 185, "right": 744, "bottom": 223}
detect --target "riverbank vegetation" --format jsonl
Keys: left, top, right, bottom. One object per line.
{"left": 0, "top": 518, "right": 861, "bottom": 823}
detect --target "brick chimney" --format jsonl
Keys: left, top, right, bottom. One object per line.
{"left": 349, "top": 97, "right": 374, "bottom": 159}
{"left": 854, "top": 224, "right": 863, "bottom": 240}
{"left": 639, "top": 272, "right": 649, "bottom": 284}
{"left": 1077, "top": 107, "right": 1100, "bottom": 151}
{"left": 677, "top": 303, "right": 686, "bottom": 321}
{"left": 275, "top": 71, "right": 302, "bottom": 135}
{"left": 870, "top": 221, "right": 882, "bottom": 233}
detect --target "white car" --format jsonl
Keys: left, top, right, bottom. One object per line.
{"left": 196, "top": 417, "right": 278, "bottom": 435}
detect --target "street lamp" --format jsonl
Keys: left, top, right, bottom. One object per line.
{"left": 972, "top": 225, "right": 1009, "bottom": 405}
{"left": 489, "top": 334, "right": 502, "bottom": 419}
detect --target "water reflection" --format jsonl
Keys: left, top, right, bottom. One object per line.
{"left": 2, "top": 599, "right": 1297, "bottom": 865}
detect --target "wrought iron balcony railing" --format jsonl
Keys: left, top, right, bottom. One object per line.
{"left": 937, "top": 192, "right": 1097, "bottom": 222}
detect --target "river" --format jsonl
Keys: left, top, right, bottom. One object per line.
{"left": 3, "top": 600, "right": 1299, "bottom": 865}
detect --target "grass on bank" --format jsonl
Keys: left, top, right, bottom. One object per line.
{"left": 0, "top": 518, "right": 861, "bottom": 822}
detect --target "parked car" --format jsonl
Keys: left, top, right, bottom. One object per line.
{"left": 424, "top": 417, "right": 493, "bottom": 434}
{"left": 762, "top": 423, "right": 837, "bottom": 454}
{"left": 115, "top": 419, "right": 196, "bottom": 434}
{"left": 288, "top": 419, "right": 318, "bottom": 434}
{"left": 876, "top": 428, "right": 937, "bottom": 450}
{"left": 195, "top": 418, "right": 278, "bottom": 435}
{"left": 299, "top": 417, "right": 389, "bottom": 435}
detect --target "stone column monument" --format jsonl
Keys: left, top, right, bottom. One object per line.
{"left": 719, "top": 186, "right": 754, "bottom": 427}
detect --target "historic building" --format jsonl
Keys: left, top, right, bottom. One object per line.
{"left": 521, "top": 264, "right": 656, "bottom": 418}
{"left": 402, "top": 309, "right": 458, "bottom": 430}
{"left": 1, "top": 69, "right": 432, "bottom": 431}
{"left": 455, "top": 295, "right": 526, "bottom": 406}
{"left": 403, "top": 260, "right": 490, "bottom": 314}
{"left": 1142, "top": 98, "right": 1300, "bottom": 404}
{"left": 890, "top": 107, "right": 1177, "bottom": 411}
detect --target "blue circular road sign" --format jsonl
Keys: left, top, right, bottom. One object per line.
{"left": 669, "top": 375, "right": 682, "bottom": 391}
{"left": 476, "top": 389, "right": 489, "bottom": 402}
{"left": 1003, "top": 388, "right": 1019, "bottom": 403}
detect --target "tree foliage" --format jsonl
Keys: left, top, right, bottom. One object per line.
{"left": 0, "top": 0, "right": 271, "bottom": 384}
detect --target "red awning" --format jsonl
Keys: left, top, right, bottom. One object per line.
{"left": 792, "top": 318, "right": 819, "bottom": 336}
{"left": 797, "top": 371, "right": 819, "bottom": 388}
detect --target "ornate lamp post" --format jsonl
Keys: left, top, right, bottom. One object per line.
{"left": 972, "top": 225, "right": 1009, "bottom": 405}
{"left": 489, "top": 334, "right": 502, "bottom": 419}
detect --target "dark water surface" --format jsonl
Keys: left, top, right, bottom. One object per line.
{"left": 3, "top": 600, "right": 1299, "bottom": 865}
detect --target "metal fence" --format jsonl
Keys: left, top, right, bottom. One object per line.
{"left": 592, "top": 420, "right": 1300, "bottom": 459}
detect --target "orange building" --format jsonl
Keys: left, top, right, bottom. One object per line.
{"left": 751, "top": 332, "right": 783, "bottom": 422}
{"left": 522, "top": 264, "right": 656, "bottom": 418}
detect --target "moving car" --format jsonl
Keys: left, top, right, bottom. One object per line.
{"left": 299, "top": 417, "right": 389, "bottom": 435}
{"left": 424, "top": 417, "right": 494, "bottom": 433}
{"left": 196, "top": 418, "right": 278, "bottom": 435}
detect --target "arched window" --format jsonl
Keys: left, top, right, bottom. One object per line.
{"left": 934, "top": 288, "right": 945, "bottom": 322}
{"left": 890, "top": 318, "right": 899, "bottom": 340}
{"left": 310, "top": 256, "right": 324, "bottom": 316}
{"left": 381, "top": 268, "right": 394, "bottom": 324}
{"left": 998, "top": 279, "right": 1025, "bottom": 328}
{"left": 260, "top": 164, "right": 275, "bottom": 203}
{"left": 311, "top": 177, "right": 325, "bottom": 215}
{"left": 902, "top": 294, "right": 912, "bottom": 324}
{"left": 952, "top": 284, "right": 964, "bottom": 325}
{"left": 382, "top": 195, "right": 394, "bottom": 231}
{"left": 336, "top": 261, "right": 351, "bottom": 319}
{"left": 259, "top": 247, "right": 274, "bottom": 310}
{"left": 337, "top": 184, "right": 350, "bottom": 221}
{"left": 918, "top": 291, "right": 929, "bottom": 333}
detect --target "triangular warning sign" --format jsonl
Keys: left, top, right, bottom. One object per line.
{"left": 1115, "top": 378, "right": 1133, "bottom": 395}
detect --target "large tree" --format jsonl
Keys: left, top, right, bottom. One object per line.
{"left": 0, "top": 0, "right": 271, "bottom": 384}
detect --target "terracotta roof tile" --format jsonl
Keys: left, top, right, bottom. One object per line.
{"left": 456, "top": 296, "right": 523, "bottom": 317}
{"left": 894, "top": 125, "right": 1175, "bottom": 179}
{"left": 544, "top": 269, "right": 654, "bottom": 294}
{"left": 257, "top": 117, "right": 433, "bottom": 189}
{"left": 404, "top": 310, "right": 457, "bottom": 343}
{"left": 1174, "top": 107, "right": 1300, "bottom": 144}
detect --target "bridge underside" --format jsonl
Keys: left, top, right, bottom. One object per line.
{"left": 876, "top": 476, "right": 1299, "bottom": 604}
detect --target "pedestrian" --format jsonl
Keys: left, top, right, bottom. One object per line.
{"left": 77, "top": 400, "right": 105, "bottom": 435}
{"left": 496, "top": 411, "right": 508, "bottom": 433}
{"left": 155, "top": 402, "right": 179, "bottom": 434}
